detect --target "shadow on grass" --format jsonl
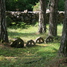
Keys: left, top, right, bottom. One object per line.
{"left": 0, "top": 44, "right": 58, "bottom": 57}
{"left": 0, "top": 44, "right": 59, "bottom": 67}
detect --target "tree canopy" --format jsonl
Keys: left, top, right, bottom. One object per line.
{"left": 5, "top": 0, "right": 39, "bottom": 11}
{"left": 5, "top": 0, "right": 64, "bottom": 11}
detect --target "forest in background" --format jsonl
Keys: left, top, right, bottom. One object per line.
{"left": 5, "top": 0, "right": 64, "bottom": 11}
{"left": 0, "top": 0, "right": 67, "bottom": 67}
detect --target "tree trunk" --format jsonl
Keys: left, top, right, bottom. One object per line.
{"left": 59, "top": 0, "right": 67, "bottom": 57}
{"left": 38, "top": 0, "right": 46, "bottom": 34}
{"left": 0, "top": 0, "right": 9, "bottom": 42}
{"left": 0, "top": 0, "right": 1, "bottom": 40}
{"left": 49, "top": 0, "right": 58, "bottom": 36}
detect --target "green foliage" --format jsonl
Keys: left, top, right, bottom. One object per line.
{"left": 33, "top": 2, "right": 40, "bottom": 11}
{"left": 5, "top": 0, "right": 39, "bottom": 11}
{"left": 33, "top": 0, "right": 49, "bottom": 11}
{"left": 58, "top": 0, "right": 65, "bottom": 11}
{"left": 16, "top": 22, "right": 26, "bottom": 28}
{"left": 33, "top": 0, "right": 65, "bottom": 11}
{"left": 5, "top": 0, "right": 65, "bottom": 11}
{"left": 6, "top": 21, "right": 30, "bottom": 29}
{"left": 6, "top": 16, "right": 12, "bottom": 27}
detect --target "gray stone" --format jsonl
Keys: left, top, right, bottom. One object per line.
{"left": 26, "top": 40, "right": 35, "bottom": 47}
{"left": 35, "top": 37, "right": 44, "bottom": 44}
{"left": 45, "top": 36, "right": 53, "bottom": 43}
{"left": 11, "top": 38, "right": 24, "bottom": 48}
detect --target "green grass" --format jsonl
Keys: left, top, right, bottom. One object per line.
{"left": 0, "top": 43, "right": 60, "bottom": 67}
{"left": 0, "top": 24, "right": 64, "bottom": 67}
{"left": 57, "top": 24, "right": 63, "bottom": 36}
{"left": 8, "top": 26, "right": 45, "bottom": 41}
{"left": 8, "top": 24, "right": 63, "bottom": 41}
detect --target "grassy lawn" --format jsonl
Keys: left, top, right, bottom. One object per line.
{"left": 8, "top": 24, "right": 63, "bottom": 41}
{"left": 0, "top": 24, "right": 65, "bottom": 67}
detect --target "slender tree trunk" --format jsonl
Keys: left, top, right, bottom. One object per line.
{"left": 0, "top": 0, "right": 9, "bottom": 42}
{"left": 38, "top": 0, "right": 46, "bottom": 34}
{"left": 49, "top": 0, "right": 58, "bottom": 36}
{"left": 0, "top": 0, "right": 1, "bottom": 40}
{"left": 59, "top": 0, "right": 67, "bottom": 57}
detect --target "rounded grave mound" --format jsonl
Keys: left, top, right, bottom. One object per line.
{"left": 45, "top": 36, "right": 53, "bottom": 43}
{"left": 26, "top": 40, "right": 35, "bottom": 47}
{"left": 35, "top": 37, "right": 44, "bottom": 44}
{"left": 11, "top": 38, "right": 24, "bottom": 48}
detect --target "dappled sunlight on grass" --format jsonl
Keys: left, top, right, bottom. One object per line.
{"left": 0, "top": 42, "right": 60, "bottom": 67}
{"left": 8, "top": 25, "right": 47, "bottom": 41}
{"left": 0, "top": 24, "right": 63, "bottom": 67}
{"left": 57, "top": 24, "right": 63, "bottom": 36}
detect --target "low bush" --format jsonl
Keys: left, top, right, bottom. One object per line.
{"left": 33, "top": 2, "right": 40, "bottom": 11}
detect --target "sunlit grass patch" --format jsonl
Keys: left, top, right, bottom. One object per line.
{"left": 0, "top": 24, "right": 63, "bottom": 67}
{"left": 0, "top": 42, "right": 60, "bottom": 67}
{"left": 8, "top": 25, "right": 47, "bottom": 41}
{"left": 57, "top": 24, "right": 63, "bottom": 36}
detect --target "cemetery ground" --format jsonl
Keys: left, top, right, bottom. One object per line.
{"left": 0, "top": 24, "right": 67, "bottom": 67}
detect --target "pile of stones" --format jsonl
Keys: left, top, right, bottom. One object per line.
{"left": 6, "top": 11, "right": 64, "bottom": 25}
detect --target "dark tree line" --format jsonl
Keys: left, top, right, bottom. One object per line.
{"left": 5, "top": 0, "right": 39, "bottom": 11}
{"left": 5, "top": 0, "right": 65, "bottom": 11}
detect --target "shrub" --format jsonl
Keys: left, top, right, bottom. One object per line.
{"left": 16, "top": 22, "right": 26, "bottom": 28}
{"left": 33, "top": 2, "right": 40, "bottom": 11}
{"left": 6, "top": 16, "right": 12, "bottom": 27}
{"left": 58, "top": 0, "right": 64, "bottom": 11}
